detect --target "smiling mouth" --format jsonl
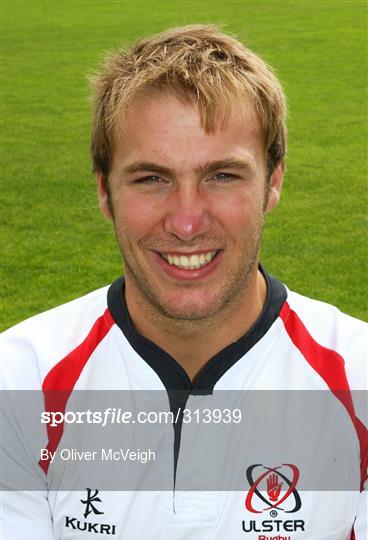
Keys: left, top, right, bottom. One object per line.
{"left": 160, "top": 250, "right": 218, "bottom": 270}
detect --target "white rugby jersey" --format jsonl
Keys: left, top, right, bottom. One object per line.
{"left": 1, "top": 269, "right": 367, "bottom": 540}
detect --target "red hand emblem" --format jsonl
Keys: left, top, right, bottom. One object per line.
{"left": 267, "top": 473, "right": 283, "bottom": 502}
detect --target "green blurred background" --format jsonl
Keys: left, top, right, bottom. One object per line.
{"left": 1, "top": 0, "right": 367, "bottom": 330}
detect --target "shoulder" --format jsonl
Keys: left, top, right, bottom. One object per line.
{"left": 0, "top": 285, "right": 113, "bottom": 389}
{"left": 282, "top": 288, "right": 367, "bottom": 390}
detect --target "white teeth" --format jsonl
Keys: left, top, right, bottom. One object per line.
{"left": 162, "top": 251, "right": 217, "bottom": 269}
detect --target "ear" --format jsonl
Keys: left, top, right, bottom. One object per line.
{"left": 265, "top": 162, "right": 284, "bottom": 213}
{"left": 97, "top": 172, "right": 113, "bottom": 220}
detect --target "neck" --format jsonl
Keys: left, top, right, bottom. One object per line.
{"left": 124, "top": 268, "right": 267, "bottom": 381}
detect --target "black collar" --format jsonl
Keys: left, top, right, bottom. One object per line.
{"left": 107, "top": 266, "right": 287, "bottom": 393}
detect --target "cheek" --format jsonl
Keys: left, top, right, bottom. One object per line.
{"left": 113, "top": 193, "right": 164, "bottom": 242}
{"left": 211, "top": 192, "right": 263, "bottom": 231}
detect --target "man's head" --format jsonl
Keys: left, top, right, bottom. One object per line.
{"left": 91, "top": 24, "right": 287, "bottom": 181}
{"left": 91, "top": 25, "right": 287, "bottom": 324}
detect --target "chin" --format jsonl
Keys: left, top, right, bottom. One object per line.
{"left": 156, "top": 290, "right": 227, "bottom": 321}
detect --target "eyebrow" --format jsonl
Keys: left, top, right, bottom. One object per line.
{"left": 121, "top": 159, "right": 253, "bottom": 177}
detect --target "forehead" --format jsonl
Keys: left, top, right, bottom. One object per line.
{"left": 111, "top": 91, "right": 265, "bottom": 169}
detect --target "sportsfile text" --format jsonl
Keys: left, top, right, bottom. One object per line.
{"left": 40, "top": 407, "right": 242, "bottom": 427}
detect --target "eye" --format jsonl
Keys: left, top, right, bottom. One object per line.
{"left": 212, "top": 172, "right": 239, "bottom": 182}
{"left": 134, "top": 175, "right": 163, "bottom": 184}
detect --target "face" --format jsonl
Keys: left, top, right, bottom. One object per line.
{"left": 98, "top": 92, "right": 283, "bottom": 321}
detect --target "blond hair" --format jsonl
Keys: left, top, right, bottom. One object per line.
{"left": 90, "top": 24, "right": 287, "bottom": 177}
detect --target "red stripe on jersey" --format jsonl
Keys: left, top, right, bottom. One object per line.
{"left": 280, "top": 301, "right": 368, "bottom": 489}
{"left": 355, "top": 416, "right": 368, "bottom": 490}
{"left": 39, "top": 308, "right": 114, "bottom": 473}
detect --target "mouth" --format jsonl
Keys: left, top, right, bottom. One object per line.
{"left": 159, "top": 250, "right": 218, "bottom": 270}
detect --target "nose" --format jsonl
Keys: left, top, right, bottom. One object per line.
{"left": 163, "top": 184, "right": 212, "bottom": 241}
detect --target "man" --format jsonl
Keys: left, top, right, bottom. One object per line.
{"left": 1, "top": 25, "right": 366, "bottom": 539}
